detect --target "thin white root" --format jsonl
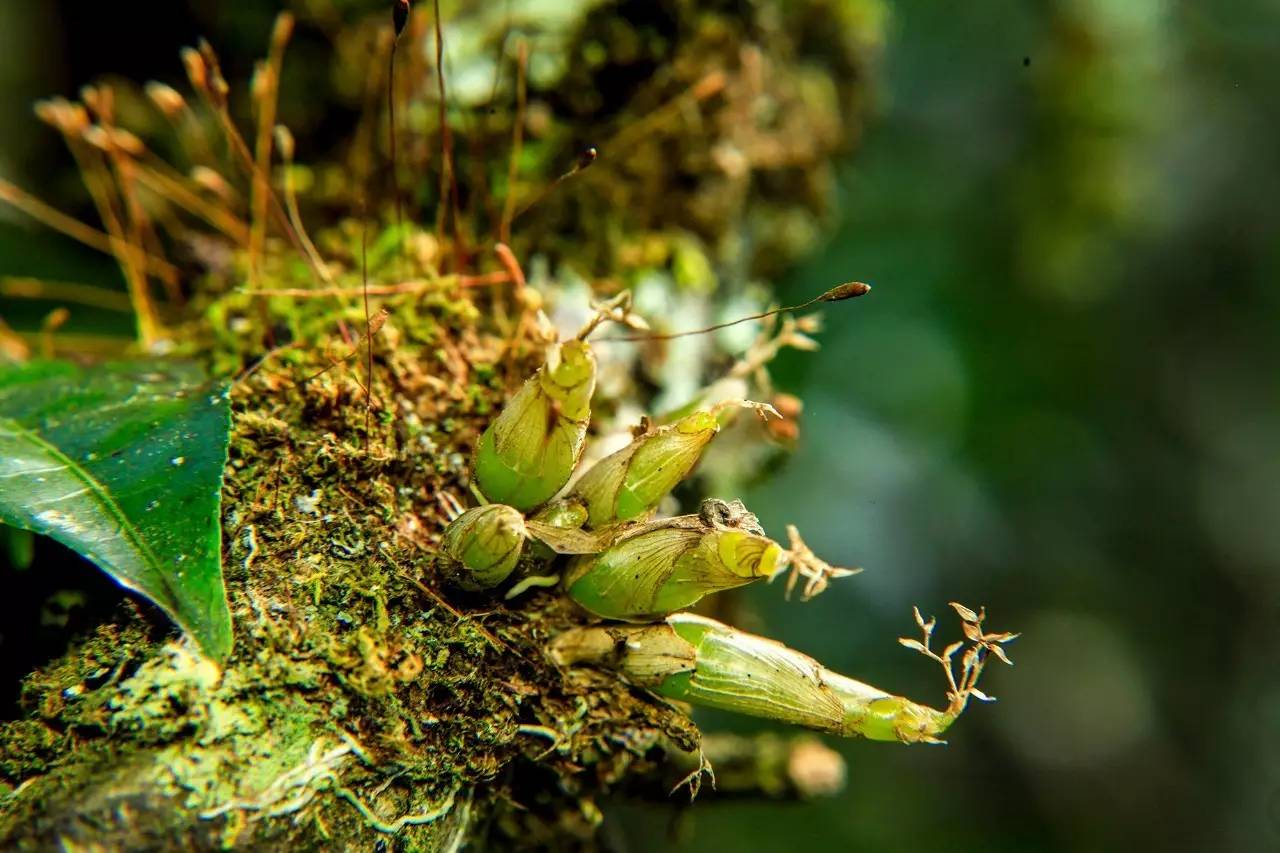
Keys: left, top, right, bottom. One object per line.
{"left": 504, "top": 573, "right": 561, "bottom": 600}
{"left": 669, "top": 748, "right": 716, "bottom": 801}
{"left": 516, "top": 723, "right": 563, "bottom": 759}
{"left": 331, "top": 784, "right": 458, "bottom": 834}
{"left": 438, "top": 491, "right": 466, "bottom": 520}
{"left": 199, "top": 738, "right": 354, "bottom": 820}
{"left": 200, "top": 734, "right": 459, "bottom": 834}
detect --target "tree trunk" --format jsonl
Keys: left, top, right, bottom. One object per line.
{"left": 0, "top": 2, "right": 882, "bottom": 848}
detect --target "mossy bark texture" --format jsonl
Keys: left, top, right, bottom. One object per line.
{"left": 0, "top": 2, "right": 882, "bottom": 848}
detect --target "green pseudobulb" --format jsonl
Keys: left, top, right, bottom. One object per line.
{"left": 571, "top": 409, "right": 720, "bottom": 528}
{"left": 550, "top": 614, "right": 958, "bottom": 744}
{"left": 441, "top": 503, "right": 527, "bottom": 590}
{"left": 472, "top": 340, "right": 596, "bottom": 512}
{"left": 565, "top": 501, "right": 782, "bottom": 621}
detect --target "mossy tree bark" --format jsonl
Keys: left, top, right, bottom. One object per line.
{"left": 0, "top": 2, "right": 883, "bottom": 848}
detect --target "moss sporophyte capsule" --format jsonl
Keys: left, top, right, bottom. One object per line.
{"left": 550, "top": 613, "right": 958, "bottom": 744}
{"left": 472, "top": 339, "right": 597, "bottom": 512}
{"left": 563, "top": 499, "right": 785, "bottom": 621}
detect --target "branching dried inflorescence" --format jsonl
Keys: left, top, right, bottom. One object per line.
{"left": 779, "top": 524, "right": 861, "bottom": 601}
{"left": 899, "top": 603, "right": 1020, "bottom": 716}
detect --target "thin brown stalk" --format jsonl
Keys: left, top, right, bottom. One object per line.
{"left": 297, "top": 307, "right": 389, "bottom": 386}
{"left": 249, "top": 14, "right": 295, "bottom": 286}
{"left": 136, "top": 213, "right": 183, "bottom": 307}
{"left": 602, "top": 282, "right": 870, "bottom": 343}
{"left": 13, "top": 330, "right": 131, "bottom": 357}
{"left": 388, "top": 3, "right": 407, "bottom": 229}
{"left": 360, "top": 214, "right": 374, "bottom": 452}
{"left": 87, "top": 90, "right": 164, "bottom": 345}
{"left": 498, "top": 40, "right": 527, "bottom": 246}
{"left": 276, "top": 126, "right": 333, "bottom": 285}
{"left": 348, "top": 29, "right": 391, "bottom": 200}
{"left": 131, "top": 157, "right": 251, "bottom": 244}
{"left": 147, "top": 79, "right": 218, "bottom": 171}
{"left": 243, "top": 271, "right": 511, "bottom": 299}
{"left": 0, "top": 316, "right": 32, "bottom": 361}
{"left": 510, "top": 145, "right": 597, "bottom": 227}
{"left": 0, "top": 178, "right": 179, "bottom": 282}
{"left": 382, "top": 547, "right": 509, "bottom": 654}
{"left": 1, "top": 277, "right": 135, "bottom": 313}
{"left": 190, "top": 40, "right": 323, "bottom": 284}
{"left": 39, "top": 308, "right": 70, "bottom": 359}
{"left": 494, "top": 241, "right": 530, "bottom": 349}
{"left": 467, "top": 6, "right": 513, "bottom": 230}
{"left": 432, "top": 0, "right": 459, "bottom": 261}
{"left": 388, "top": 46, "right": 401, "bottom": 230}
{"left": 600, "top": 70, "right": 727, "bottom": 159}
{"left": 59, "top": 119, "right": 159, "bottom": 346}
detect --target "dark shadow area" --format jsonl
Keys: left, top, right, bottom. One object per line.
{"left": 0, "top": 533, "right": 152, "bottom": 718}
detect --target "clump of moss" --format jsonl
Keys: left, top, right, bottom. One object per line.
{"left": 0, "top": 270, "right": 702, "bottom": 846}
{"left": 0, "top": 1, "right": 884, "bottom": 847}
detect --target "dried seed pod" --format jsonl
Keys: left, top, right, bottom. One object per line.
{"left": 570, "top": 409, "right": 721, "bottom": 528}
{"left": 441, "top": 504, "right": 527, "bottom": 590}
{"left": 549, "top": 613, "right": 957, "bottom": 744}
{"left": 472, "top": 340, "right": 597, "bottom": 511}
{"left": 563, "top": 499, "right": 782, "bottom": 621}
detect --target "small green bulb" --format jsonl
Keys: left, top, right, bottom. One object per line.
{"left": 525, "top": 498, "right": 589, "bottom": 560}
{"left": 529, "top": 498, "right": 589, "bottom": 531}
{"left": 564, "top": 498, "right": 782, "bottom": 621}
{"left": 571, "top": 409, "right": 720, "bottom": 528}
{"left": 441, "top": 503, "right": 527, "bottom": 590}
{"left": 472, "top": 340, "right": 597, "bottom": 512}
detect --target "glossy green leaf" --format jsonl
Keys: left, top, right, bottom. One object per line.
{"left": 0, "top": 360, "right": 233, "bottom": 660}
{"left": 2, "top": 524, "right": 35, "bottom": 570}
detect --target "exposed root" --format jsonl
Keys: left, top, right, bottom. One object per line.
{"left": 668, "top": 747, "right": 715, "bottom": 802}
{"left": 200, "top": 733, "right": 460, "bottom": 835}
{"left": 330, "top": 782, "right": 459, "bottom": 835}
{"left": 504, "top": 573, "right": 561, "bottom": 601}
{"left": 200, "top": 737, "right": 357, "bottom": 821}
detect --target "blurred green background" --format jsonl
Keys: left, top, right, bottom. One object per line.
{"left": 2, "top": 2, "right": 1278, "bottom": 851}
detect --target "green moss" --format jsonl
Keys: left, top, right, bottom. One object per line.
{"left": 0, "top": 1, "right": 884, "bottom": 847}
